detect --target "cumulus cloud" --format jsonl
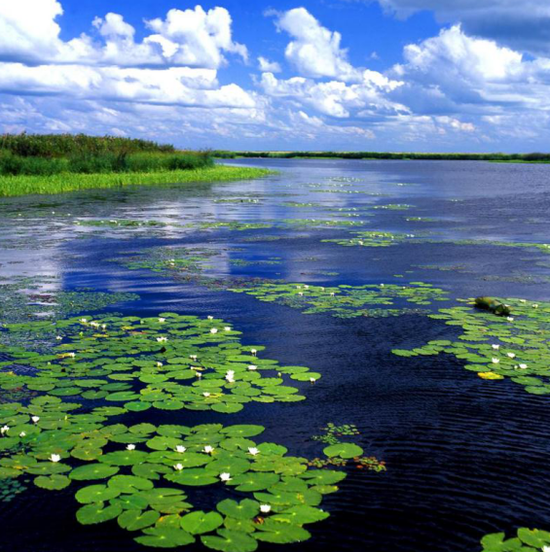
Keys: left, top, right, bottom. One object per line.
{"left": 258, "top": 56, "right": 281, "bottom": 73}
{"left": 276, "top": 8, "right": 361, "bottom": 81}
{"left": 375, "top": 0, "right": 550, "bottom": 56}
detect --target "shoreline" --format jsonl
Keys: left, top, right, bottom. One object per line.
{"left": 0, "top": 166, "right": 274, "bottom": 198}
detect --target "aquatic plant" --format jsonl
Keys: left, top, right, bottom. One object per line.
{"left": 480, "top": 528, "right": 550, "bottom": 551}
{"left": 393, "top": 297, "right": 550, "bottom": 395}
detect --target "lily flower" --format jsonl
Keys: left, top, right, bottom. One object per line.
{"left": 158, "top": 318, "right": 166, "bottom": 323}
{"left": 126, "top": 444, "right": 136, "bottom": 451}
{"left": 491, "top": 344, "right": 500, "bottom": 350}
{"left": 203, "top": 445, "right": 214, "bottom": 454}
{"left": 68, "top": 352, "right": 76, "bottom": 358}
{"left": 207, "top": 316, "right": 214, "bottom": 320}
{"left": 251, "top": 349, "right": 257, "bottom": 356}
{"left": 506, "top": 317, "right": 514, "bottom": 322}
{"left": 50, "top": 454, "right": 61, "bottom": 463}
{"left": 203, "top": 392, "right": 211, "bottom": 398}
{"left": 32, "top": 416, "right": 40, "bottom": 423}
{"left": 19, "top": 432, "right": 26, "bottom": 437}
{"left": 224, "top": 327, "right": 231, "bottom": 331}
{"left": 219, "top": 472, "right": 232, "bottom": 482}
{"left": 310, "top": 377, "right": 316, "bottom": 383}
{"left": 248, "top": 447, "right": 259, "bottom": 456}
{"left": 173, "top": 463, "right": 184, "bottom": 471}
{"left": 156, "top": 337, "right": 168, "bottom": 342}
{"left": 175, "top": 446, "right": 186, "bottom": 453}
{"left": 507, "top": 353, "right": 516, "bottom": 359}
{"left": 260, "top": 505, "right": 271, "bottom": 514}
{"left": 248, "top": 365, "right": 257, "bottom": 371}
{"left": 519, "top": 363, "right": 528, "bottom": 369}
{"left": 56, "top": 336, "right": 62, "bottom": 340}
{"left": 156, "top": 362, "right": 163, "bottom": 367}
{"left": 491, "top": 358, "right": 500, "bottom": 364}
{"left": 190, "top": 355, "right": 198, "bottom": 361}
{"left": 0, "top": 426, "right": 9, "bottom": 435}
{"left": 210, "top": 328, "right": 218, "bottom": 334}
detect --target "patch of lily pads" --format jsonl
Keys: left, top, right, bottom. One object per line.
{"left": 480, "top": 528, "right": 550, "bottom": 551}
{"left": 323, "top": 231, "right": 415, "bottom": 248}
{"left": 393, "top": 297, "right": 550, "bottom": 395}
{"left": 229, "top": 281, "right": 448, "bottom": 319}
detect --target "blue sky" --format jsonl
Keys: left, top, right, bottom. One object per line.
{"left": 1, "top": 0, "right": 550, "bottom": 152}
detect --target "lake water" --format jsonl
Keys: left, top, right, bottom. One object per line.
{"left": 1, "top": 158, "right": 550, "bottom": 552}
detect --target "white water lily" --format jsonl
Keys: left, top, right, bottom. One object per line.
{"left": 50, "top": 454, "right": 61, "bottom": 463}
{"left": 56, "top": 336, "right": 62, "bottom": 341}
{"left": 506, "top": 317, "right": 514, "bottom": 322}
{"left": 156, "top": 337, "right": 168, "bottom": 342}
{"left": 173, "top": 463, "right": 184, "bottom": 471}
{"left": 101, "top": 324, "right": 107, "bottom": 330}
{"left": 210, "top": 328, "right": 218, "bottom": 334}
{"left": 156, "top": 362, "right": 163, "bottom": 367}
{"left": 80, "top": 318, "right": 88, "bottom": 324}
{"left": 298, "top": 292, "right": 304, "bottom": 296}
{"left": 196, "top": 373, "right": 202, "bottom": 379}
{"left": 330, "top": 292, "right": 335, "bottom": 297}
{"left": 126, "top": 444, "right": 136, "bottom": 451}
{"left": 175, "top": 446, "right": 186, "bottom": 453}
{"left": 203, "top": 446, "right": 214, "bottom": 454}
{"left": 507, "top": 353, "right": 516, "bottom": 359}
{"left": 219, "top": 472, "right": 232, "bottom": 482}
{"left": 491, "top": 358, "right": 500, "bottom": 364}
{"left": 203, "top": 392, "right": 211, "bottom": 398}
{"left": 491, "top": 344, "right": 500, "bottom": 350}
{"left": 248, "top": 447, "right": 259, "bottom": 456}
{"left": 158, "top": 318, "right": 166, "bottom": 323}
{"left": 31, "top": 416, "right": 40, "bottom": 423}
{"left": 190, "top": 355, "right": 198, "bottom": 361}
{"left": 533, "top": 304, "right": 539, "bottom": 308}
{"left": 248, "top": 365, "right": 257, "bottom": 371}
{"left": 68, "top": 352, "right": 76, "bottom": 358}
{"left": 260, "top": 504, "right": 271, "bottom": 514}
{"left": 310, "top": 377, "right": 316, "bottom": 383}
{"left": 0, "top": 426, "right": 9, "bottom": 435}
{"left": 519, "top": 363, "right": 528, "bottom": 369}
{"left": 251, "top": 349, "right": 257, "bottom": 356}
{"left": 224, "top": 327, "right": 231, "bottom": 331}
{"left": 19, "top": 432, "right": 26, "bottom": 437}
{"left": 207, "top": 316, "right": 214, "bottom": 320}
{"left": 90, "top": 322, "right": 99, "bottom": 328}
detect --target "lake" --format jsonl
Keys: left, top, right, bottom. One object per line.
{"left": 1, "top": 158, "right": 550, "bottom": 552}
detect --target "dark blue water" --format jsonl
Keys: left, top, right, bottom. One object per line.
{"left": 1, "top": 159, "right": 550, "bottom": 552}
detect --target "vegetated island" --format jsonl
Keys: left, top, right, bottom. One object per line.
{"left": 215, "top": 150, "right": 550, "bottom": 163}
{"left": 0, "top": 134, "right": 273, "bottom": 197}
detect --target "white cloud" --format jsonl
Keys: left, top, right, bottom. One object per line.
{"left": 258, "top": 56, "right": 281, "bottom": 73}
{"left": 276, "top": 8, "right": 360, "bottom": 82}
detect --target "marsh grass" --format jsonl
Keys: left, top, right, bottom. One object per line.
{"left": 0, "top": 166, "right": 274, "bottom": 197}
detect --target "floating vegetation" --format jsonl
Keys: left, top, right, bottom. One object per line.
{"left": 323, "top": 231, "right": 414, "bottom": 248}
{"left": 0, "top": 311, "right": 373, "bottom": 550}
{"left": 229, "top": 282, "right": 448, "bottom": 319}
{"left": 214, "top": 198, "right": 261, "bottom": 204}
{"left": 373, "top": 204, "right": 414, "bottom": 211}
{"left": 229, "top": 259, "right": 282, "bottom": 267}
{"left": 393, "top": 297, "right": 550, "bottom": 395}
{"left": 309, "top": 424, "right": 386, "bottom": 473}
{"left": 0, "top": 477, "right": 28, "bottom": 502}
{"left": 424, "top": 238, "right": 550, "bottom": 256}
{"left": 406, "top": 217, "right": 436, "bottom": 222}
{"left": 197, "top": 222, "right": 273, "bottom": 232}
{"left": 77, "top": 219, "right": 170, "bottom": 229}
{"left": 281, "top": 219, "right": 366, "bottom": 228}
{"left": 480, "top": 528, "right": 550, "bottom": 551}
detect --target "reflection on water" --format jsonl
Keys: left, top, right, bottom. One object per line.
{"left": 1, "top": 159, "right": 550, "bottom": 552}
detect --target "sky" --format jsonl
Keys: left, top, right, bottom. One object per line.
{"left": 1, "top": 0, "right": 550, "bottom": 152}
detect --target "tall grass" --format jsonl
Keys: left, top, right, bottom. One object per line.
{"left": 0, "top": 133, "right": 174, "bottom": 158}
{"left": 0, "top": 166, "right": 273, "bottom": 197}
{"left": 0, "top": 150, "right": 213, "bottom": 176}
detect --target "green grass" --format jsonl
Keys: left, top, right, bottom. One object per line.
{"left": 0, "top": 165, "right": 274, "bottom": 197}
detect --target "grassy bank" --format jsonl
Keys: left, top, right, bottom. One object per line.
{"left": 215, "top": 150, "right": 550, "bottom": 163}
{"left": 0, "top": 166, "right": 273, "bottom": 198}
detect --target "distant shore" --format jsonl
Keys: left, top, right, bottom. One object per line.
{"left": 215, "top": 151, "right": 550, "bottom": 163}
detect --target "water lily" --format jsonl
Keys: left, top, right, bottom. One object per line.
{"left": 533, "top": 304, "right": 539, "bottom": 308}
{"left": 506, "top": 317, "right": 514, "bottom": 322}
{"left": 196, "top": 372, "right": 202, "bottom": 379}
{"left": 210, "top": 328, "right": 218, "bottom": 334}
{"left": 207, "top": 316, "right": 214, "bottom": 320}
{"left": 519, "top": 363, "right": 528, "bottom": 369}
{"left": 50, "top": 454, "right": 61, "bottom": 463}
{"left": 310, "top": 377, "right": 316, "bottom": 383}
{"left": 56, "top": 336, "right": 62, "bottom": 341}
{"left": 173, "top": 463, "right": 184, "bottom": 471}
{"left": 203, "top": 445, "right": 214, "bottom": 454}
{"left": 260, "top": 504, "right": 271, "bottom": 514}
{"left": 175, "top": 446, "right": 186, "bottom": 453}
{"left": 90, "top": 322, "right": 99, "bottom": 328}
{"left": 101, "top": 324, "right": 107, "bottom": 330}
{"left": 248, "top": 447, "right": 259, "bottom": 456}
{"left": 330, "top": 292, "right": 335, "bottom": 297}
{"left": 156, "top": 337, "right": 168, "bottom": 342}
{"left": 219, "top": 472, "right": 232, "bottom": 482}
{"left": 248, "top": 365, "right": 257, "bottom": 371}
{"left": 126, "top": 444, "right": 136, "bottom": 451}
{"left": 68, "top": 352, "right": 76, "bottom": 358}
{"left": 32, "top": 416, "right": 40, "bottom": 423}
{"left": 491, "top": 357, "right": 500, "bottom": 364}
{"left": 0, "top": 426, "right": 9, "bottom": 435}
{"left": 298, "top": 292, "right": 304, "bottom": 296}
{"left": 251, "top": 349, "right": 257, "bottom": 356}
{"left": 507, "top": 353, "right": 516, "bottom": 359}
{"left": 80, "top": 318, "right": 88, "bottom": 324}
{"left": 203, "top": 392, "right": 211, "bottom": 397}
{"left": 491, "top": 344, "right": 500, "bottom": 350}
{"left": 19, "top": 432, "right": 26, "bottom": 437}
{"left": 158, "top": 318, "right": 166, "bottom": 323}
{"left": 224, "top": 326, "right": 231, "bottom": 331}
{"left": 190, "top": 355, "right": 198, "bottom": 361}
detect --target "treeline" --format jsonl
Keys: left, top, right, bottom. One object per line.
{"left": 214, "top": 151, "right": 550, "bottom": 162}
{"left": 0, "top": 134, "right": 214, "bottom": 176}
